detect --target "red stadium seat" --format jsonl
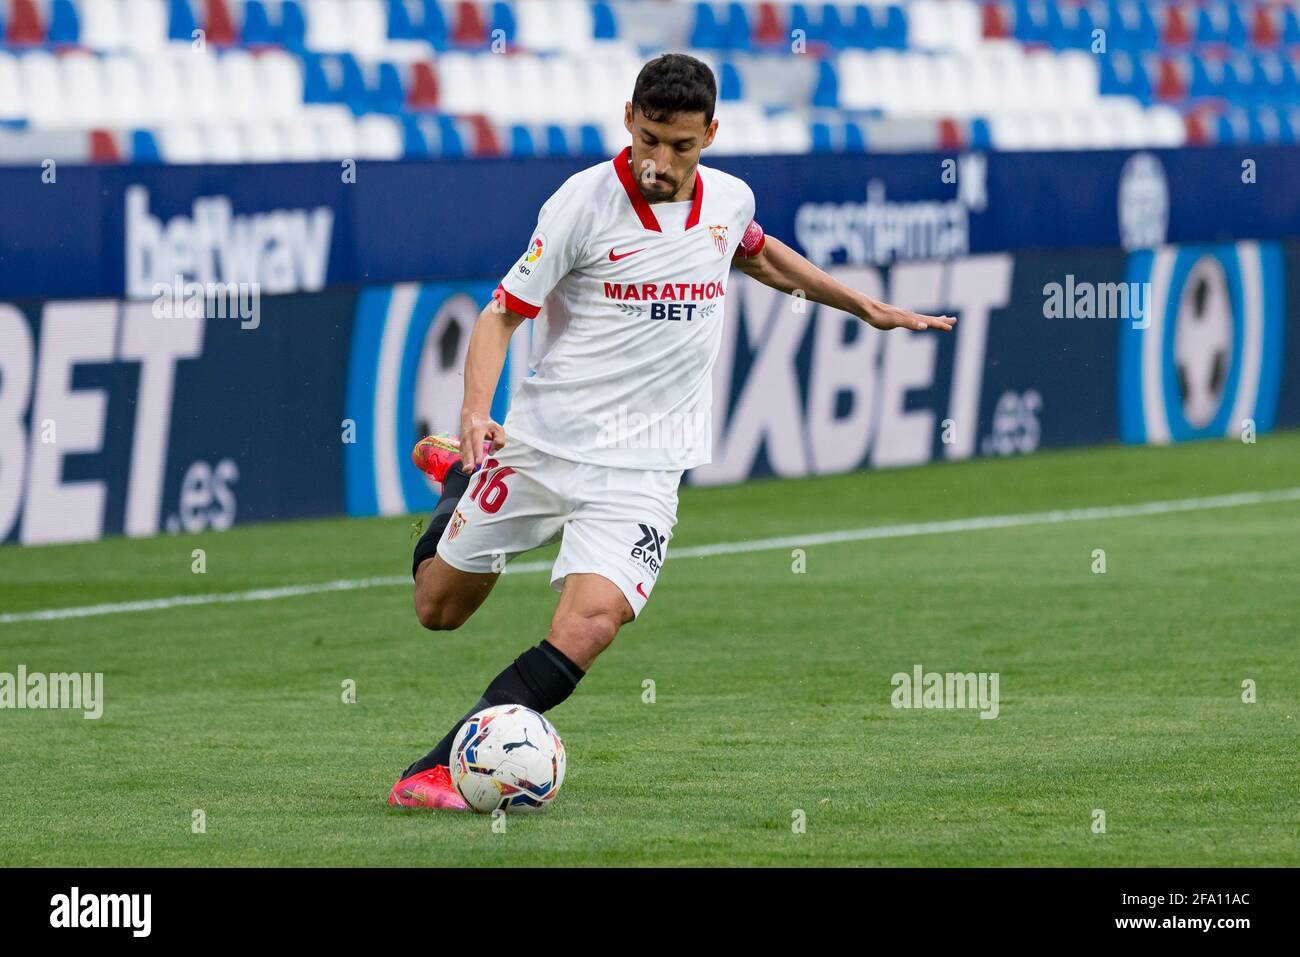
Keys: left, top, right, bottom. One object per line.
{"left": 452, "top": 1, "right": 488, "bottom": 48}
{"left": 1155, "top": 56, "right": 1187, "bottom": 101}
{"left": 1160, "top": 1, "right": 1193, "bottom": 48}
{"left": 981, "top": 1, "right": 1011, "bottom": 40}
{"left": 937, "top": 117, "right": 963, "bottom": 150}
{"left": 6, "top": 0, "right": 45, "bottom": 45}
{"left": 408, "top": 61, "right": 440, "bottom": 110}
{"left": 204, "top": 0, "right": 238, "bottom": 46}
{"left": 753, "top": 3, "right": 784, "bottom": 48}
{"left": 89, "top": 129, "right": 122, "bottom": 163}
{"left": 464, "top": 113, "right": 501, "bottom": 155}
{"left": 1251, "top": 4, "right": 1280, "bottom": 49}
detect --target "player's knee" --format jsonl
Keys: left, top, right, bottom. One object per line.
{"left": 413, "top": 591, "right": 469, "bottom": 632}
{"left": 550, "top": 608, "right": 621, "bottom": 659}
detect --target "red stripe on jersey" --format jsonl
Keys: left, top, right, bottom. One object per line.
{"left": 613, "top": 146, "right": 705, "bottom": 233}
{"left": 494, "top": 284, "right": 541, "bottom": 319}
{"left": 735, "top": 219, "right": 766, "bottom": 257}
{"left": 685, "top": 171, "right": 704, "bottom": 230}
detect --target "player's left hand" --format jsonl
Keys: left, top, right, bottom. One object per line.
{"left": 861, "top": 303, "right": 956, "bottom": 332}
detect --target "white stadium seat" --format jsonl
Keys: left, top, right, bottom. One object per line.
{"left": 77, "top": 0, "right": 129, "bottom": 52}
{"left": 255, "top": 51, "right": 307, "bottom": 119}
{"left": 122, "top": 0, "right": 169, "bottom": 53}
{"left": 356, "top": 113, "right": 404, "bottom": 159}
{"left": 18, "top": 51, "right": 66, "bottom": 128}
{"left": 157, "top": 123, "right": 207, "bottom": 163}
{"left": 0, "top": 52, "right": 22, "bottom": 122}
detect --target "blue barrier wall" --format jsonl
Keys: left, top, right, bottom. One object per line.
{"left": 3, "top": 145, "right": 1300, "bottom": 299}
{"left": 1, "top": 146, "right": 1297, "bottom": 544}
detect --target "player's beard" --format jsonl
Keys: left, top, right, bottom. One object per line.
{"left": 639, "top": 166, "right": 691, "bottom": 204}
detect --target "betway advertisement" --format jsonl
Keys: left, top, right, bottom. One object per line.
{"left": 1, "top": 148, "right": 1298, "bottom": 544}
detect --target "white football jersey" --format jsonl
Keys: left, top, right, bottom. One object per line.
{"left": 496, "top": 146, "right": 764, "bottom": 470}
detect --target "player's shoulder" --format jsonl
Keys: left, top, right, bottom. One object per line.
{"left": 546, "top": 158, "right": 618, "bottom": 208}
{"left": 697, "top": 162, "right": 753, "bottom": 200}
{"left": 697, "top": 161, "right": 756, "bottom": 218}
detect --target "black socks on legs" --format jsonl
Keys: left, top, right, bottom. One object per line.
{"left": 403, "top": 640, "right": 586, "bottom": 778}
{"left": 411, "top": 467, "right": 471, "bottom": 579}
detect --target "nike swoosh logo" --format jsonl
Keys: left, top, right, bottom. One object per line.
{"left": 636, "top": 582, "right": 649, "bottom": 599}
{"left": 609, "top": 247, "right": 645, "bottom": 261}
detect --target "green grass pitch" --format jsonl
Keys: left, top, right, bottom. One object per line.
{"left": 1, "top": 433, "right": 1297, "bottom": 867}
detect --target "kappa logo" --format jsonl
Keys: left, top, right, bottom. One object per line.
{"left": 631, "top": 523, "right": 666, "bottom": 575}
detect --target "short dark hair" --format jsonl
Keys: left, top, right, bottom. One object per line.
{"left": 631, "top": 54, "right": 717, "bottom": 127}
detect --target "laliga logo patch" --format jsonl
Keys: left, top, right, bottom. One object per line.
{"left": 708, "top": 224, "right": 728, "bottom": 257}
{"left": 1118, "top": 242, "right": 1283, "bottom": 444}
{"left": 516, "top": 233, "right": 546, "bottom": 281}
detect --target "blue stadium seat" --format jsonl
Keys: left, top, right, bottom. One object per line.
{"left": 401, "top": 115, "right": 430, "bottom": 157}
{"left": 281, "top": 1, "right": 308, "bottom": 50}
{"left": 435, "top": 115, "right": 464, "bottom": 157}
{"left": 422, "top": 0, "right": 449, "bottom": 50}
{"left": 167, "top": 0, "right": 197, "bottom": 42}
{"left": 845, "top": 4, "right": 874, "bottom": 48}
{"left": 788, "top": 5, "right": 819, "bottom": 47}
{"left": 842, "top": 120, "right": 865, "bottom": 151}
{"left": 544, "top": 124, "right": 569, "bottom": 156}
{"left": 880, "top": 3, "right": 907, "bottom": 49}
{"left": 969, "top": 117, "right": 992, "bottom": 150}
{"left": 578, "top": 123, "right": 604, "bottom": 155}
{"left": 301, "top": 54, "right": 339, "bottom": 104}
{"left": 131, "top": 129, "right": 161, "bottom": 163}
{"left": 509, "top": 124, "right": 535, "bottom": 156}
{"left": 1284, "top": 8, "right": 1300, "bottom": 45}
{"left": 811, "top": 58, "right": 838, "bottom": 108}
{"left": 371, "top": 62, "right": 405, "bottom": 114}
{"left": 489, "top": 2, "right": 516, "bottom": 46}
{"left": 242, "top": 1, "right": 278, "bottom": 46}
{"left": 1189, "top": 54, "right": 1227, "bottom": 100}
{"left": 820, "top": 3, "right": 850, "bottom": 49}
{"left": 47, "top": 0, "right": 79, "bottom": 45}
{"left": 718, "top": 61, "right": 742, "bottom": 100}
{"left": 337, "top": 54, "right": 369, "bottom": 113}
{"left": 591, "top": 2, "right": 617, "bottom": 41}
{"left": 810, "top": 121, "right": 833, "bottom": 152}
{"left": 690, "top": 3, "right": 722, "bottom": 49}
{"left": 388, "top": 0, "right": 417, "bottom": 40}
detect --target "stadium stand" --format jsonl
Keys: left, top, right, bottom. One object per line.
{"left": 1, "top": 0, "right": 1298, "bottom": 164}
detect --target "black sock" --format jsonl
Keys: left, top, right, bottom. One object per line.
{"left": 411, "top": 468, "right": 471, "bottom": 579}
{"left": 403, "top": 640, "right": 585, "bottom": 777}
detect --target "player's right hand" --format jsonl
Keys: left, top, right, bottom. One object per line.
{"left": 459, "top": 411, "right": 506, "bottom": 474}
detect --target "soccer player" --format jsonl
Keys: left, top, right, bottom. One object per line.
{"left": 389, "top": 54, "right": 954, "bottom": 808}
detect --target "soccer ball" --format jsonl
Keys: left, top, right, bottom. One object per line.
{"left": 450, "top": 705, "right": 566, "bottom": 813}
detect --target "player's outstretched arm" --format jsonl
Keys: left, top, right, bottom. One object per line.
{"left": 458, "top": 297, "right": 528, "bottom": 473}
{"left": 733, "top": 234, "right": 955, "bottom": 332}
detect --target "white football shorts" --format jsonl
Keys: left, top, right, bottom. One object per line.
{"left": 435, "top": 437, "right": 680, "bottom": 617}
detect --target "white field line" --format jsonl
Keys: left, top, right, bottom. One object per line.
{"left": 3, "top": 487, "right": 1298, "bottom": 626}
